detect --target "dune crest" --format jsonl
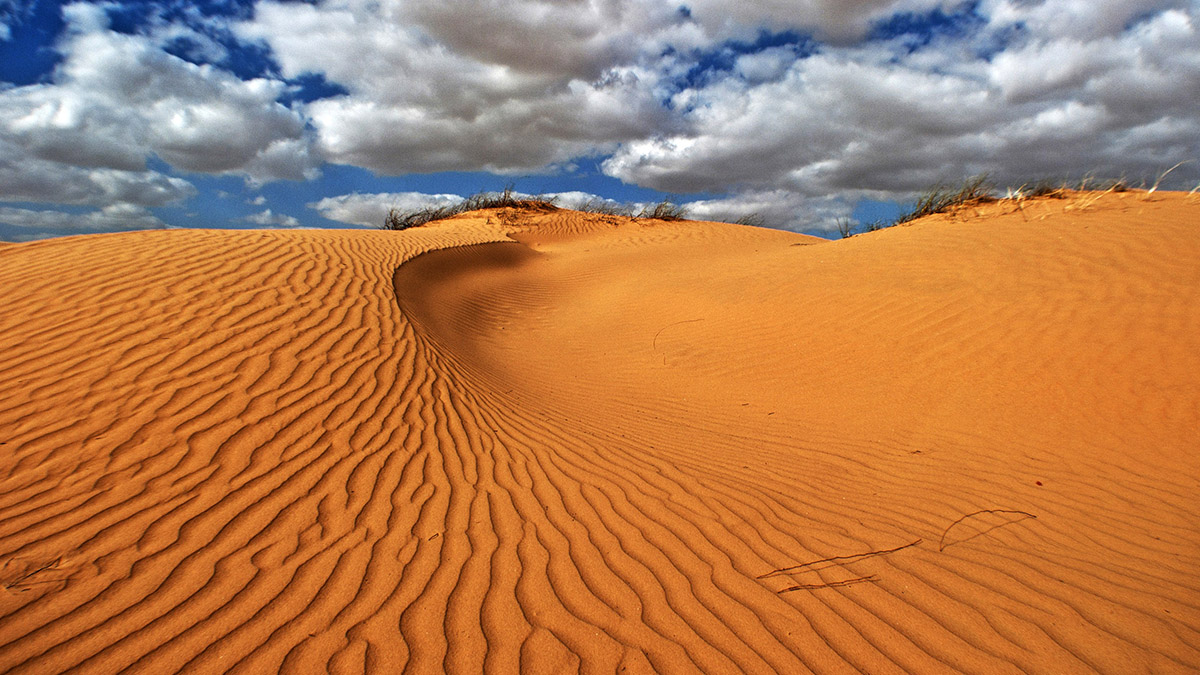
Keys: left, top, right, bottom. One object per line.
{"left": 1, "top": 192, "right": 1198, "bottom": 673}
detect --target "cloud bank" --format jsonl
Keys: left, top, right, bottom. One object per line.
{"left": 2, "top": 0, "right": 1198, "bottom": 234}
{"left": 1, "top": 2, "right": 313, "bottom": 222}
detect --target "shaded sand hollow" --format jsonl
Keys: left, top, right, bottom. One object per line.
{"left": 0, "top": 191, "right": 1198, "bottom": 673}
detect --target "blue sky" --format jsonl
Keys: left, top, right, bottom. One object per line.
{"left": 1, "top": 0, "right": 1198, "bottom": 241}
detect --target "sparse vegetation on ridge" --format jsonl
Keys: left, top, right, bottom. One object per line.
{"left": 570, "top": 196, "right": 691, "bottom": 221}
{"left": 382, "top": 189, "right": 695, "bottom": 230}
{"left": 382, "top": 186, "right": 559, "bottom": 230}
{"left": 573, "top": 198, "right": 634, "bottom": 217}
{"left": 836, "top": 217, "right": 854, "bottom": 239}
{"left": 382, "top": 164, "right": 1194, "bottom": 235}
{"left": 636, "top": 198, "right": 689, "bottom": 221}
{"left": 893, "top": 175, "right": 995, "bottom": 226}
{"left": 734, "top": 213, "right": 766, "bottom": 227}
{"left": 1006, "top": 175, "right": 1131, "bottom": 200}
{"left": 835, "top": 165, "right": 1193, "bottom": 238}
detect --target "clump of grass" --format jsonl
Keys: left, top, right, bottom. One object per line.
{"left": 851, "top": 163, "right": 1189, "bottom": 236}
{"left": 1080, "top": 175, "right": 1131, "bottom": 193}
{"left": 734, "top": 212, "right": 766, "bottom": 227}
{"left": 636, "top": 198, "right": 689, "bottom": 220}
{"left": 383, "top": 204, "right": 457, "bottom": 230}
{"left": 894, "top": 174, "right": 994, "bottom": 225}
{"left": 1018, "top": 179, "right": 1070, "bottom": 199}
{"left": 574, "top": 198, "right": 634, "bottom": 217}
{"left": 382, "top": 185, "right": 558, "bottom": 230}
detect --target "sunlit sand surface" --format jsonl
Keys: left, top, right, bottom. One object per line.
{"left": 1, "top": 191, "right": 1197, "bottom": 673}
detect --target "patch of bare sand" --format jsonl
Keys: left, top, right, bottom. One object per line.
{"left": 1, "top": 192, "right": 1198, "bottom": 673}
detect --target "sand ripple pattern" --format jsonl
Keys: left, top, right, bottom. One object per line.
{"left": 1, "top": 197, "right": 1199, "bottom": 673}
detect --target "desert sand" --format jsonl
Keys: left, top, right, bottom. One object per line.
{"left": 0, "top": 190, "right": 1197, "bottom": 673}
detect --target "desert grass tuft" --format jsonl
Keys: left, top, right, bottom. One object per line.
{"left": 734, "top": 212, "right": 766, "bottom": 227}
{"left": 636, "top": 198, "right": 689, "bottom": 221}
{"left": 894, "top": 174, "right": 994, "bottom": 225}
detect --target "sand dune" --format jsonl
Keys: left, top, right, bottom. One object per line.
{"left": 1, "top": 190, "right": 1198, "bottom": 673}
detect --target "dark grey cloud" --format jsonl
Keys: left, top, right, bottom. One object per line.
{"left": 0, "top": 139, "right": 196, "bottom": 206}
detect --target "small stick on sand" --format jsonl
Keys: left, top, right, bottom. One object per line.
{"left": 939, "top": 509, "right": 1037, "bottom": 551}
{"left": 778, "top": 575, "right": 879, "bottom": 593}
{"left": 758, "top": 539, "right": 922, "bottom": 580}
{"left": 652, "top": 319, "right": 704, "bottom": 351}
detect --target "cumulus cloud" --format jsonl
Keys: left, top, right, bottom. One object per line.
{"left": 237, "top": 1, "right": 986, "bottom": 179}
{"left": 980, "top": 0, "right": 1191, "bottom": 40}
{"left": 236, "top": 0, "right": 687, "bottom": 174}
{"left": 0, "top": 203, "right": 167, "bottom": 230}
{"left": 0, "top": 1, "right": 317, "bottom": 209}
{"left": 243, "top": 209, "right": 300, "bottom": 228}
{"left": 603, "top": 2, "right": 1200, "bottom": 223}
{"left": 7, "top": 0, "right": 1200, "bottom": 236}
{"left": 310, "top": 192, "right": 464, "bottom": 227}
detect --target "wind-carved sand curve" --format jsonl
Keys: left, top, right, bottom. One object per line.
{"left": 1, "top": 192, "right": 1198, "bottom": 673}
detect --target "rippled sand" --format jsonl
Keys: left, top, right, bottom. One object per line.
{"left": 1, "top": 191, "right": 1197, "bottom": 673}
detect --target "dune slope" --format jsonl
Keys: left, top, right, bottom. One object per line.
{"left": 1, "top": 191, "right": 1198, "bottom": 673}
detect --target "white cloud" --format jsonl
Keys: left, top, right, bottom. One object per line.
{"left": 601, "top": 2, "right": 1200, "bottom": 229}
{"left": 310, "top": 192, "right": 464, "bottom": 227}
{"left": 980, "top": 0, "right": 1190, "bottom": 40}
{"left": 243, "top": 208, "right": 300, "bottom": 228}
{"left": 685, "top": 190, "right": 852, "bottom": 231}
{"left": 0, "top": 1, "right": 317, "bottom": 209}
{"left": 541, "top": 191, "right": 622, "bottom": 209}
{"left": 603, "top": 48, "right": 1002, "bottom": 194}
{"left": 6, "top": 0, "right": 1200, "bottom": 236}
{"left": 0, "top": 203, "right": 167, "bottom": 230}
{"left": 236, "top": 0, "right": 685, "bottom": 174}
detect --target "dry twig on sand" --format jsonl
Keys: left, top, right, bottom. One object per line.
{"left": 652, "top": 319, "right": 704, "bottom": 351}
{"left": 778, "top": 575, "right": 879, "bottom": 593}
{"left": 758, "top": 539, "right": 922, "bottom": 580}
{"left": 761, "top": 507, "right": 1039, "bottom": 593}
{"left": 938, "top": 509, "right": 1038, "bottom": 551}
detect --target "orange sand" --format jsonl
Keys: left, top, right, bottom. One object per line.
{"left": 1, "top": 191, "right": 1198, "bottom": 673}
